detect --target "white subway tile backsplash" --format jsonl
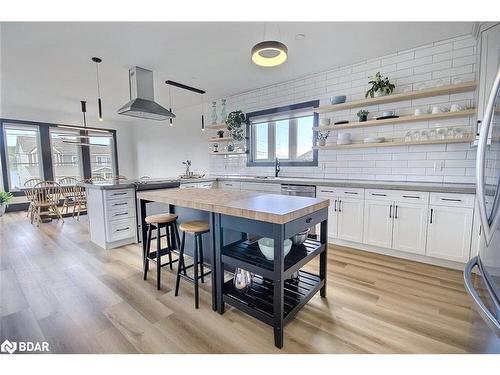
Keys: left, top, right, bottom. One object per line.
{"left": 210, "top": 35, "right": 478, "bottom": 184}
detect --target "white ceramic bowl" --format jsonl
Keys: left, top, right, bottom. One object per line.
{"left": 258, "top": 238, "right": 293, "bottom": 260}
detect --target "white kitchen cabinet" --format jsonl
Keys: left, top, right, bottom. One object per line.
{"left": 337, "top": 198, "right": 364, "bottom": 242}
{"left": 181, "top": 181, "right": 216, "bottom": 189}
{"left": 317, "top": 186, "right": 364, "bottom": 242}
{"left": 426, "top": 205, "right": 473, "bottom": 263}
{"left": 392, "top": 202, "right": 428, "bottom": 255}
{"left": 363, "top": 199, "right": 393, "bottom": 248}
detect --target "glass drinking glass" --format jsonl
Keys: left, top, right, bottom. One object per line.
{"left": 455, "top": 128, "right": 464, "bottom": 139}
{"left": 405, "top": 131, "right": 412, "bottom": 142}
{"left": 447, "top": 127, "right": 455, "bottom": 139}
{"left": 429, "top": 129, "right": 437, "bottom": 139}
{"left": 420, "top": 130, "right": 429, "bottom": 141}
{"left": 437, "top": 128, "right": 446, "bottom": 140}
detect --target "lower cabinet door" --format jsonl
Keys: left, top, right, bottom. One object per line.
{"left": 391, "top": 202, "right": 428, "bottom": 255}
{"left": 426, "top": 205, "right": 473, "bottom": 262}
{"left": 363, "top": 200, "right": 393, "bottom": 248}
{"left": 328, "top": 199, "right": 338, "bottom": 238}
{"left": 337, "top": 198, "right": 364, "bottom": 242}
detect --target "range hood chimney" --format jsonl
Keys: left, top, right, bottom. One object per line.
{"left": 117, "top": 67, "right": 175, "bottom": 121}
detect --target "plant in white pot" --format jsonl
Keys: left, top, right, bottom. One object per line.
{"left": 225, "top": 110, "right": 247, "bottom": 142}
{"left": 0, "top": 191, "right": 13, "bottom": 217}
{"left": 365, "top": 72, "right": 395, "bottom": 98}
{"left": 317, "top": 131, "right": 330, "bottom": 147}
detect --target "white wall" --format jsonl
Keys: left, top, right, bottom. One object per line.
{"left": 208, "top": 34, "right": 479, "bottom": 184}
{"left": 134, "top": 106, "right": 209, "bottom": 178}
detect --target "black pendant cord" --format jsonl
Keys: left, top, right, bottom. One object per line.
{"left": 92, "top": 57, "right": 103, "bottom": 121}
{"left": 201, "top": 94, "right": 205, "bottom": 132}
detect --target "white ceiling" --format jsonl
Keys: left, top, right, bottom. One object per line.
{"left": 0, "top": 22, "right": 475, "bottom": 125}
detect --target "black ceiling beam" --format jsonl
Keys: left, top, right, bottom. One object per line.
{"left": 165, "top": 80, "right": 206, "bottom": 94}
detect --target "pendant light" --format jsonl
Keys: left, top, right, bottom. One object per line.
{"left": 201, "top": 94, "right": 205, "bottom": 132}
{"left": 168, "top": 85, "right": 174, "bottom": 126}
{"left": 61, "top": 100, "right": 108, "bottom": 147}
{"left": 251, "top": 23, "right": 287, "bottom": 67}
{"left": 92, "top": 57, "right": 103, "bottom": 121}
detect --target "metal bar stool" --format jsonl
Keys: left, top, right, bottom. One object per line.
{"left": 175, "top": 220, "right": 211, "bottom": 309}
{"left": 143, "top": 213, "right": 180, "bottom": 290}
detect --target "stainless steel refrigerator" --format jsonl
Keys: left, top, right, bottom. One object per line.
{"left": 464, "top": 66, "right": 500, "bottom": 347}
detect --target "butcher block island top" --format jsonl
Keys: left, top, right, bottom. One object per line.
{"left": 137, "top": 187, "right": 329, "bottom": 224}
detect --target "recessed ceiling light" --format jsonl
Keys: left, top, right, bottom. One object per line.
{"left": 295, "top": 34, "right": 306, "bottom": 40}
{"left": 251, "top": 40, "right": 288, "bottom": 67}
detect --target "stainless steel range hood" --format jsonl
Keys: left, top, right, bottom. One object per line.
{"left": 117, "top": 67, "right": 175, "bottom": 121}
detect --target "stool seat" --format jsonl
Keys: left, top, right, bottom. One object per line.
{"left": 145, "top": 213, "right": 178, "bottom": 224}
{"left": 179, "top": 220, "right": 209, "bottom": 233}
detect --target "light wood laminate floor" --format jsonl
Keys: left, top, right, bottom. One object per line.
{"left": 1, "top": 212, "right": 499, "bottom": 353}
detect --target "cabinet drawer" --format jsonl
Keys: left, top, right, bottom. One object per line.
{"left": 430, "top": 193, "right": 475, "bottom": 208}
{"left": 317, "top": 186, "right": 364, "bottom": 199}
{"left": 365, "top": 189, "right": 399, "bottom": 201}
{"left": 105, "top": 189, "right": 135, "bottom": 201}
{"left": 107, "top": 205, "right": 135, "bottom": 221}
{"left": 106, "top": 198, "right": 135, "bottom": 212}
{"left": 107, "top": 218, "right": 136, "bottom": 242}
{"left": 218, "top": 181, "right": 241, "bottom": 190}
{"left": 394, "top": 191, "right": 429, "bottom": 204}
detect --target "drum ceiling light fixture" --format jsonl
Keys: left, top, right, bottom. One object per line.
{"left": 251, "top": 40, "right": 288, "bottom": 67}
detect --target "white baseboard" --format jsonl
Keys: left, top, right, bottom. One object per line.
{"left": 329, "top": 238, "right": 466, "bottom": 271}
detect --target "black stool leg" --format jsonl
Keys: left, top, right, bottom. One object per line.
{"left": 143, "top": 223, "right": 152, "bottom": 280}
{"left": 193, "top": 233, "right": 199, "bottom": 309}
{"left": 199, "top": 234, "right": 205, "bottom": 283}
{"left": 166, "top": 224, "right": 173, "bottom": 270}
{"left": 156, "top": 224, "right": 162, "bottom": 290}
{"left": 175, "top": 231, "right": 186, "bottom": 296}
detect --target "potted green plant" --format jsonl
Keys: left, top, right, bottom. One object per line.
{"left": 365, "top": 72, "right": 395, "bottom": 98}
{"left": 317, "top": 131, "right": 330, "bottom": 147}
{"left": 0, "top": 191, "right": 13, "bottom": 217}
{"left": 225, "top": 110, "right": 247, "bottom": 142}
{"left": 217, "top": 130, "right": 225, "bottom": 138}
{"left": 357, "top": 110, "right": 369, "bottom": 122}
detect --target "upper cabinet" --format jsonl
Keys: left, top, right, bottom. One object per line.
{"left": 477, "top": 23, "right": 500, "bottom": 140}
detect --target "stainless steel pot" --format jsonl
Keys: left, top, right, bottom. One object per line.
{"left": 290, "top": 229, "right": 310, "bottom": 245}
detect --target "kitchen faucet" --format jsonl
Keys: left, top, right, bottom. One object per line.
{"left": 182, "top": 160, "right": 192, "bottom": 176}
{"left": 275, "top": 158, "right": 280, "bottom": 177}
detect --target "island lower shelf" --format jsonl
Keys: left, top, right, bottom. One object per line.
{"left": 222, "top": 237, "right": 325, "bottom": 279}
{"left": 223, "top": 271, "right": 324, "bottom": 326}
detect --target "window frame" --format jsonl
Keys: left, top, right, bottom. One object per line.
{"left": 246, "top": 100, "right": 319, "bottom": 167}
{"left": 0, "top": 118, "right": 119, "bottom": 196}
{"left": 49, "top": 127, "right": 85, "bottom": 182}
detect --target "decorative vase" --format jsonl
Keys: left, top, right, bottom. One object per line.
{"left": 213, "top": 144, "right": 219, "bottom": 153}
{"left": 211, "top": 101, "right": 218, "bottom": 124}
{"left": 358, "top": 115, "right": 367, "bottom": 122}
{"left": 318, "top": 138, "right": 326, "bottom": 147}
{"left": 220, "top": 99, "right": 227, "bottom": 122}
{"left": 217, "top": 131, "right": 224, "bottom": 138}
{"left": 233, "top": 268, "right": 253, "bottom": 293}
{"left": 0, "top": 203, "right": 6, "bottom": 217}
{"left": 227, "top": 143, "right": 235, "bottom": 152}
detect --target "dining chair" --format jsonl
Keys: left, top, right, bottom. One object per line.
{"left": 59, "top": 177, "right": 79, "bottom": 214}
{"left": 71, "top": 185, "right": 87, "bottom": 220}
{"left": 113, "top": 175, "right": 128, "bottom": 180}
{"left": 31, "top": 181, "right": 64, "bottom": 226}
{"left": 91, "top": 176, "right": 106, "bottom": 182}
{"left": 23, "top": 178, "right": 42, "bottom": 218}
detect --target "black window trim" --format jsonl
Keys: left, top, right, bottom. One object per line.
{"left": 246, "top": 100, "right": 319, "bottom": 167}
{"left": 0, "top": 117, "right": 119, "bottom": 196}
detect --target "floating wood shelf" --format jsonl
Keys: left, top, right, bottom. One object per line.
{"left": 314, "top": 109, "right": 476, "bottom": 131}
{"left": 208, "top": 136, "right": 233, "bottom": 142}
{"left": 205, "top": 122, "right": 227, "bottom": 130}
{"left": 313, "top": 136, "right": 475, "bottom": 150}
{"left": 314, "top": 81, "right": 477, "bottom": 114}
{"left": 209, "top": 151, "right": 247, "bottom": 155}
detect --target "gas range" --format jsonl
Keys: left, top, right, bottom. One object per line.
{"left": 133, "top": 179, "right": 180, "bottom": 191}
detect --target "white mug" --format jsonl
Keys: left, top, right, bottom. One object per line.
{"left": 450, "top": 104, "right": 463, "bottom": 112}
{"left": 432, "top": 106, "right": 444, "bottom": 114}
{"left": 414, "top": 108, "right": 427, "bottom": 116}
{"left": 319, "top": 118, "right": 331, "bottom": 126}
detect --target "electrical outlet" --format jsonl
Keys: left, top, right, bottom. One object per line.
{"left": 434, "top": 160, "right": 444, "bottom": 172}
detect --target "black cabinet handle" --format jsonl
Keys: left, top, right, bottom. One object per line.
{"left": 116, "top": 227, "right": 130, "bottom": 232}
{"left": 394, "top": 205, "right": 398, "bottom": 219}
{"left": 113, "top": 202, "right": 128, "bottom": 206}
{"left": 430, "top": 208, "right": 434, "bottom": 224}
{"left": 334, "top": 199, "right": 337, "bottom": 212}
{"left": 403, "top": 195, "right": 420, "bottom": 199}
{"left": 441, "top": 198, "right": 462, "bottom": 202}
{"left": 372, "top": 193, "right": 387, "bottom": 197}
{"left": 114, "top": 212, "right": 128, "bottom": 217}
{"left": 306, "top": 217, "right": 312, "bottom": 223}
{"left": 344, "top": 191, "right": 358, "bottom": 195}
{"left": 338, "top": 200, "right": 342, "bottom": 212}
{"left": 389, "top": 204, "right": 392, "bottom": 218}
{"left": 112, "top": 192, "right": 127, "bottom": 196}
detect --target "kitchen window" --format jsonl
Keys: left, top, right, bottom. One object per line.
{"left": 2, "top": 124, "right": 43, "bottom": 189}
{"left": 0, "top": 119, "right": 119, "bottom": 195}
{"left": 247, "top": 100, "right": 319, "bottom": 167}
